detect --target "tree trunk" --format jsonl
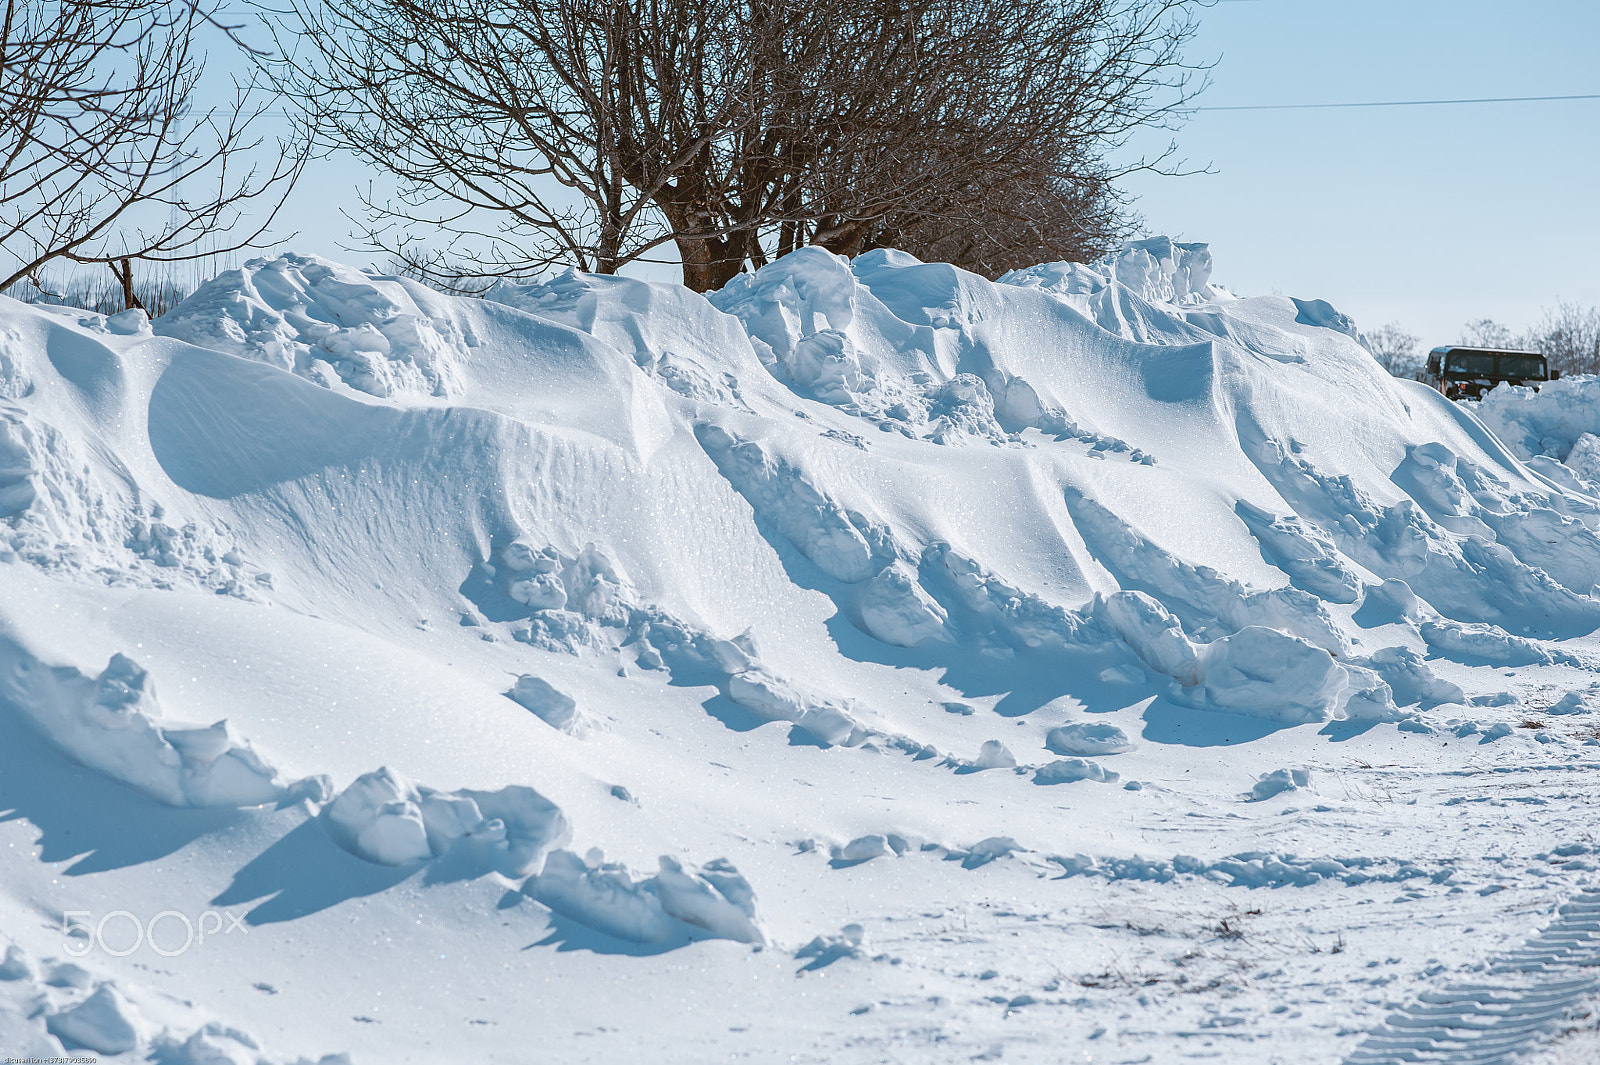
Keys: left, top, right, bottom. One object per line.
{"left": 111, "top": 258, "right": 145, "bottom": 312}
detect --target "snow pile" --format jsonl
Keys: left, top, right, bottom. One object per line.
{"left": 156, "top": 253, "right": 470, "bottom": 398}
{"left": 0, "top": 640, "right": 320, "bottom": 808}
{"left": 1477, "top": 374, "right": 1600, "bottom": 464}
{"left": 1565, "top": 431, "right": 1600, "bottom": 483}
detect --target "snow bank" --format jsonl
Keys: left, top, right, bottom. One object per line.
{"left": 7, "top": 233, "right": 1600, "bottom": 1061}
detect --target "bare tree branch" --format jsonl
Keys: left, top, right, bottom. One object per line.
{"left": 0, "top": 0, "right": 307, "bottom": 296}
{"left": 267, "top": 0, "right": 1210, "bottom": 291}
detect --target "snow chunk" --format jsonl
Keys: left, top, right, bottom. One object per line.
{"left": 157, "top": 1023, "right": 268, "bottom": 1065}
{"left": 973, "top": 740, "right": 1017, "bottom": 769}
{"left": 1352, "top": 646, "right": 1465, "bottom": 708}
{"left": 795, "top": 924, "right": 867, "bottom": 969}
{"left": 1547, "top": 691, "right": 1592, "bottom": 715}
{"left": 46, "top": 984, "right": 144, "bottom": 1055}
{"left": 1034, "top": 759, "right": 1117, "bottom": 785}
{"left": 1247, "top": 768, "right": 1310, "bottom": 801}
{"left": 1045, "top": 723, "right": 1133, "bottom": 756}
{"left": 1186, "top": 627, "right": 1347, "bottom": 724}
{"left": 508, "top": 675, "right": 584, "bottom": 733}
{"left": 1096, "top": 591, "right": 1198, "bottom": 684}
{"left": 527, "top": 850, "right": 763, "bottom": 945}
{"left": 1419, "top": 619, "right": 1556, "bottom": 666}
{"left": 857, "top": 561, "right": 949, "bottom": 646}
{"left": 105, "top": 308, "right": 150, "bottom": 336}
{"left": 1568, "top": 432, "right": 1600, "bottom": 483}
{"left": 324, "top": 767, "right": 568, "bottom": 874}
{"left": 725, "top": 669, "right": 862, "bottom": 746}
{"left": 838, "top": 835, "right": 896, "bottom": 862}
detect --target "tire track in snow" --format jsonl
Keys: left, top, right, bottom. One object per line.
{"left": 1345, "top": 889, "right": 1600, "bottom": 1064}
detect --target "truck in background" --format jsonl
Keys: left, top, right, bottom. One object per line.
{"left": 1424, "top": 346, "right": 1558, "bottom": 400}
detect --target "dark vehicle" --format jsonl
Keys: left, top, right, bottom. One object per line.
{"left": 1424, "top": 346, "right": 1558, "bottom": 401}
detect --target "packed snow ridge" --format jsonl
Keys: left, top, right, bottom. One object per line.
{"left": 2, "top": 234, "right": 1600, "bottom": 1062}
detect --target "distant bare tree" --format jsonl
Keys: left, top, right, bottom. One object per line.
{"left": 0, "top": 0, "right": 305, "bottom": 306}
{"left": 1456, "top": 308, "right": 1600, "bottom": 378}
{"left": 1365, "top": 321, "right": 1422, "bottom": 378}
{"left": 270, "top": 0, "right": 1206, "bottom": 292}
{"left": 1459, "top": 318, "right": 1521, "bottom": 352}
{"left": 1529, "top": 301, "right": 1600, "bottom": 377}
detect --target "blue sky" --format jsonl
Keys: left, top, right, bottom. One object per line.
{"left": 254, "top": 0, "right": 1600, "bottom": 347}
{"left": 1119, "top": 0, "right": 1600, "bottom": 344}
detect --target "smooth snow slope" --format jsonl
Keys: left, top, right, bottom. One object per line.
{"left": 2, "top": 237, "right": 1599, "bottom": 1064}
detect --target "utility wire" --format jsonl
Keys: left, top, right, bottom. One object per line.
{"left": 1199, "top": 93, "right": 1600, "bottom": 111}
{"left": 218, "top": 91, "right": 1600, "bottom": 120}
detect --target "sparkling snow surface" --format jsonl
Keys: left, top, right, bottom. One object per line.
{"left": 2, "top": 239, "right": 1600, "bottom": 1063}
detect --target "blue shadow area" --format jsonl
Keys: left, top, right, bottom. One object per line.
{"left": 211, "top": 817, "right": 418, "bottom": 925}
{"left": 1140, "top": 697, "right": 1297, "bottom": 747}
{"left": 524, "top": 911, "right": 695, "bottom": 957}
{"left": 0, "top": 703, "right": 242, "bottom": 875}
{"left": 1318, "top": 718, "right": 1382, "bottom": 742}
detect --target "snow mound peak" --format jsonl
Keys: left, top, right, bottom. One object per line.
{"left": 155, "top": 253, "right": 470, "bottom": 398}
{"left": 1000, "top": 235, "right": 1223, "bottom": 305}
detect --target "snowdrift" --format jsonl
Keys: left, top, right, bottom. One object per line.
{"left": 3, "top": 236, "right": 1600, "bottom": 1061}
{"left": 6, "top": 234, "right": 1599, "bottom": 813}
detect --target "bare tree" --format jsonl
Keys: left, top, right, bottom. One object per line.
{"left": 1529, "top": 301, "right": 1600, "bottom": 377}
{"left": 270, "top": 0, "right": 1207, "bottom": 292}
{"left": 0, "top": 0, "right": 305, "bottom": 305}
{"left": 1365, "top": 321, "right": 1422, "bottom": 378}
{"left": 1459, "top": 318, "right": 1521, "bottom": 352}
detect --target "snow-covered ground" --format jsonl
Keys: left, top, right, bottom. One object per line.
{"left": 2, "top": 237, "right": 1599, "bottom": 1064}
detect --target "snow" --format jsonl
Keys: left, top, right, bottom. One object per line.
{"left": 1478, "top": 374, "right": 1600, "bottom": 464}
{"left": 2, "top": 237, "right": 1600, "bottom": 1063}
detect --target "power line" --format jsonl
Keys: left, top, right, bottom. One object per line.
{"left": 1199, "top": 92, "right": 1600, "bottom": 111}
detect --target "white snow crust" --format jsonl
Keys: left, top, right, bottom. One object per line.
{"left": 2, "top": 239, "right": 1600, "bottom": 1063}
